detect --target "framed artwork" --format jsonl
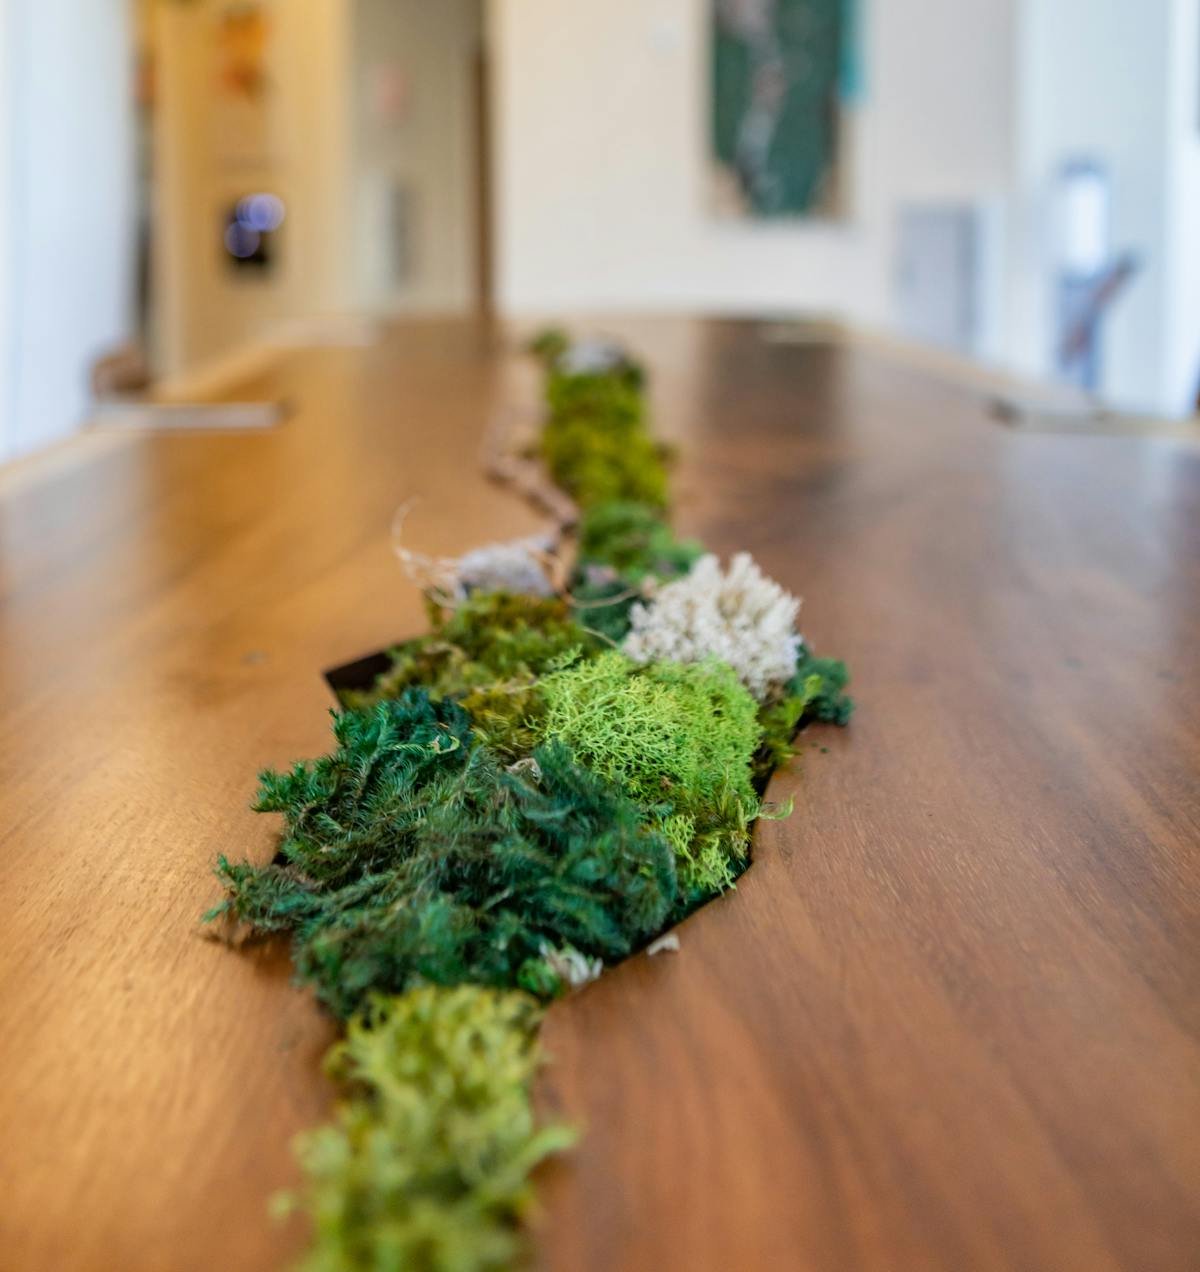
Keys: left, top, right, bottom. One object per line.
{"left": 710, "top": 0, "right": 852, "bottom": 219}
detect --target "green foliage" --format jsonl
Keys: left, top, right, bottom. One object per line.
{"left": 541, "top": 410, "right": 670, "bottom": 511}
{"left": 346, "top": 593, "right": 591, "bottom": 753}
{"left": 283, "top": 986, "right": 576, "bottom": 1272}
{"left": 791, "top": 651, "right": 854, "bottom": 726}
{"left": 538, "top": 362, "right": 670, "bottom": 511}
{"left": 537, "top": 652, "right": 762, "bottom": 896}
{"left": 568, "top": 501, "right": 705, "bottom": 642}
{"left": 210, "top": 692, "right": 678, "bottom": 1018}
{"left": 568, "top": 574, "right": 641, "bottom": 645}
{"left": 526, "top": 327, "right": 569, "bottom": 366}
{"left": 753, "top": 653, "right": 854, "bottom": 784}
{"left": 208, "top": 325, "right": 854, "bottom": 1272}
{"left": 575, "top": 500, "right": 703, "bottom": 582}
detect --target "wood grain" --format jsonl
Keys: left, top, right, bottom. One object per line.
{"left": 0, "top": 318, "right": 1197, "bottom": 1272}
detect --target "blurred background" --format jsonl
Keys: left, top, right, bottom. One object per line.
{"left": 0, "top": 0, "right": 1195, "bottom": 461}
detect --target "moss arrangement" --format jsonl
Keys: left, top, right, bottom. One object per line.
{"left": 209, "top": 329, "right": 853, "bottom": 1270}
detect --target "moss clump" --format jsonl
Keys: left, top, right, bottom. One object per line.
{"left": 537, "top": 652, "right": 762, "bottom": 897}
{"left": 792, "top": 651, "right": 854, "bottom": 726}
{"left": 575, "top": 500, "right": 703, "bottom": 583}
{"left": 210, "top": 691, "right": 678, "bottom": 1018}
{"left": 284, "top": 986, "right": 575, "bottom": 1272}
{"left": 752, "top": 653, "right": 854, "bottom": 785}
{"left": 526, "top": 326, "right": 570, "bottom": 366}
{"left": 541, "top": 413, "right": 670, "bottom": 511}
{"left": 539, "top": 362, "right": 670, "bottom": 511}
{"left": 208, "top": 325, "right": 855, "bottom": 1272}
{"left": 346, "top": 593, "right": 591, "bottom": 753}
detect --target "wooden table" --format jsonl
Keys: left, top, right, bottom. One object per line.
{"left": 1, "top": 318, "right": 1197, "bottom": 1272}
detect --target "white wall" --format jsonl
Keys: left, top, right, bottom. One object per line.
{"left": 0, "top": 0, "right": 134, "bottom": 459}
{"left": 488, "top": 0, "right": 1200, "bottom": 417}
{"left": 487, "top": 0, "right": 1016, "bottom": 327}
{"left": 1009, "top": 0, "right": 1175, "bottom": 413}
{"left": 1165, "top": 0, "right": 1200, "bottom": 414}
{"left": 351, "top": 0, "right": 481, "bottom": 314}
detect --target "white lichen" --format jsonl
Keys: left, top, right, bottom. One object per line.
{"left": 622, "top": 552, "right": 802, "bottom": 700}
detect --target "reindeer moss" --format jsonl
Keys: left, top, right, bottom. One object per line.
{"left": 536, "top": 652, "right": 762, "bottom": 896}
{"left": 282, "top": 987, "right": 575, "bottom": 1272}
{"left": 209, "top": 692, "right": 678, "bottom": 1018}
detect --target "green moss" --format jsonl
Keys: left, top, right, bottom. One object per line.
{"left": 791, "top": 651, "right": 854, "bottom": 726}
{"left": 207, "top": 326, "right": 854, "bottom": 1272}
{"left": 536, "top": 652, "right": 762, "bottom": 897}
{"left": 209, "top": 691, "right": 678, "bottom": 1018}
{"left": 568, "top": 575, "right": 641, "bottom": 644}
{"left": 545, "top": 365, "right": 645, "bottom": 420}
{"left": 575, "top": 501, "right": 703, "bottom": 582}
{"left": 538, "top": 355, "right": 670, "bottom": 511}
{"left": 282, "top": 986, "right": 575, "bottom": 1272}
{"left": 753, "top": 654, "right": 854, "bottom": 785}
{"left": 526, "top": 327, "right": 570, "bottom": 366}
{"left": 345, "top": 593, "right": 592, "bottom": 748}
{"left": 540, "top": 411, "right": 670, "bottom": 511}
{"left": 568, "top": 501, "right": 705, "bottom": 642}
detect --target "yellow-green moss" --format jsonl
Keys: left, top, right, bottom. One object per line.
{"left": 536, "top": 652, "right": 762, "bottom": 896}
{"left": 281, "top": 987, "right": 576, "bottom": 1272}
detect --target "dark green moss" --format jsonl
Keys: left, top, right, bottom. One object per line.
{"left": 575, "top": 500, "right": 703, "bottom": 582}
{"left": 791, "top": 651, "right": 854, "bottom": 726}
{"left": 210, "top": 692, "right": 678, "bottom": 1019}
{"left": 568, "top": 501, "right": 706, "bottom": 642}
{"left": 753, "top": 651, "right": 854, "bottom": 785}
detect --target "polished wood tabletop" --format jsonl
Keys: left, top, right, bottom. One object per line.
{"left": 1, "top": 318, "right": 1197, "bottom": 1272}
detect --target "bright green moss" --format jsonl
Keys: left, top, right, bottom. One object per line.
{"left": 539, "top": 354, "right": 669, "bottom": 510}
{"left": 210, "top": 691, "right": 678, "bottom": 1018}
{"left": 545, "top": 366, "right": 645, "bottom": 421}
{"left": 536, "top": 652, "right": 762, "bottom": 897}
{"left": 282, "top": 986, "right": 576, "bottom": 1272}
